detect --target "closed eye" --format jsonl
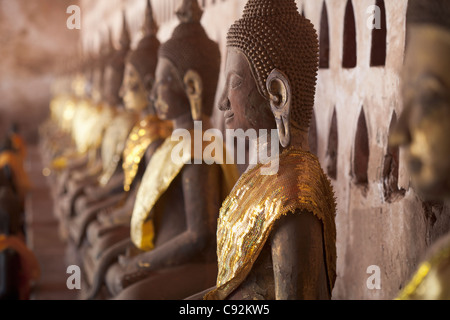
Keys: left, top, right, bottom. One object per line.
{"left": 230, "top": 74, "right": 243, "bottom": 89}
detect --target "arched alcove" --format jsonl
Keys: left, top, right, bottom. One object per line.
{"left": 383, "top": 112, "right": 405, "bottom": 202}
{"left": 326, "top": 108, "right": 338, "bottom": 180}
{"left": 319, "top": 1, "right": 330, "bottom": 69}
{"left": 370, "top": 0, "right": 387, "bottom": 67}
{"left": 308, "top": 109, "right": 318, "bottom": 156}
{"left": 353, "top": 108, "right": 369, "bottom": 185}
{"left": 342, "top": 0, "right": 357, "bottom": 68}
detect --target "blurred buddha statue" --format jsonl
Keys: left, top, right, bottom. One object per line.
{"left": 77, "top": 1, "right": 172, "bottom": 291}
{"left": 67, "top": 13, "right": 139, "bottom": 248}
{"left": 57, "top": 16, "right": 132, "bottom": 243}
{"left": 95, "top": 0, "right": 239, "bottom": 300}
{"left": 187, "top": 0, "right": 337, "bottom": 300}
{"left": 45, "top": 51, "right": 109, "bottom": 241}
{"left": 389, "top": 0, "right": 450, "bottom": 300}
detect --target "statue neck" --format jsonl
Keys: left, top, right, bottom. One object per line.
{"left": 246, "top": 127, "right": 310, "bottom": 172}
{"left": 288, "top": 128, "right": 310, "bottom": 152}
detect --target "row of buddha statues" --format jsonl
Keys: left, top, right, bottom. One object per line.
{"left": 35, "top": 0, "right": 450, "bottom": 300}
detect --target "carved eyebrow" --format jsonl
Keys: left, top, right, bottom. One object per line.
{"left": 226, "top": 71, "right": 243, "bottom": 83}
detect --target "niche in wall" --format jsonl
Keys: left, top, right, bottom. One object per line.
{"left": 370, "top": 0, "right": 387, "bottom": 67}
{"left": 383, "top": 112, "right": 405, "bottom": 202}
{"left": 342, "top": 0, "right": 357, "bottom": 68}
{"left": 353, "top": 107, "right": 369, "bottom": 185}
{"left": 319, "top": 1, "right": 330, "bottom": 69}
{"left": 326, "top": 107, "right": 338, "bottom": 180}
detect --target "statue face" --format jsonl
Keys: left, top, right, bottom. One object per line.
{"left": 392, "top": 25, "right": 450, "bottom": 199}
{"left": 150, "top": 57, "right": 190, "bottom": 120}
{"left": 218, "top": 48, "right": 275, "bottom": 132}
{"left": 120, "top": 63, "right": 148, "bottom": 112}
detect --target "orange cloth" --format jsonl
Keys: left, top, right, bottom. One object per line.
{"left": 10, "top": 134, "right": 27, "bottom": 160}
{"left": 0, "top": 151, "right": 32, "bottom": 199}
{"left": 0, "top": 234, "right": 40, "bottom": 300}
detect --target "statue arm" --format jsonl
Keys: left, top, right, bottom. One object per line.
{"left": 270, "top": 209, "right": 325, "bottom": 300}
{"left": 126, "top": 163, "right": 219, "bottom": 272}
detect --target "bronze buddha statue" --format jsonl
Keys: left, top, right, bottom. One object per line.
{"left": 93, "top": 0, "right": 239, "bottom": 300}
{"left": 77, "top": 1, "right": 173, "bottom": 297}
{"left": 0, "top": 185, "right": 40, "bottom": 300}
{"left": 389, "top": 0, "right": 450, "bottom": 300}
{"left": 57, "top": 16, "right": 133, "bottom": 245}
{"left": 188, "top": 0, "right": 337, "bottom": 300}
{"left": 66, "top": 14, "right": 139, "bottom": 248}
{"left": 51, "top": 41, "right": 115, "bottom": 238}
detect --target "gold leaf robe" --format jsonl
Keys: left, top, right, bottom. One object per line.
{"left": 131, "top": 129, "right": 239, "bottom": 251}
{"left": 204, "top": 147, "right": 337, "bottom": 300}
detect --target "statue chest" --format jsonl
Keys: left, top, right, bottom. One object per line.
{"left": 152, "top": 174, "right": 186, "bottom": 247}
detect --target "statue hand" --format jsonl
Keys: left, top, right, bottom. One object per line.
{"left": 118, "top": 256, "right": 154, "bottom": 290}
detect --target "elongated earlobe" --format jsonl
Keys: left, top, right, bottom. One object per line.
{"left": 184, "top": 70, "right": 203, "bottom": 121}
{"left": 266, "top": 69, "right": 292, "bottom": 147}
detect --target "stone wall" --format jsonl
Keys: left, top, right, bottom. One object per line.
{"left": 78, "top": 0, "right": 450, "bottom": 300}
{"left": 0, "top": 0, "right": 80, "bottom": 143}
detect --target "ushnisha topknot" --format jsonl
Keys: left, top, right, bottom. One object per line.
{"left": 158, "top": 0, "right": 221, "bottom": 117}
{"left": 227, "top": 0, "right": 319, "bottom": 131}
{"left": 126, "top": 0, "right": 160, "bottom": 85}
{"left": 407, "top": 0, "right": 450, "bottom": 30}
{"left": 104, "top": 12, "right": 131, "bottom": 105}
{"left": 110, "top": 11, "right": 131, "bottom": 69}
{"left": 141, "top": 0, "right": 158, "bottom": 37}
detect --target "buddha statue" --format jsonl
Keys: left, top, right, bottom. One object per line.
{"left": 388, "top": 0, "right": 450, "bottom": 300}
{"left": 79, "top": 1, "right": 173, "bottom": 295}
{"left": 91, "top": 0, "right": 239, "bottom": 300}
{"left": 57, "top": 18, "right": 132, "bottom": 243}
{"left": 44, "top": 56, "right": 105, "bottom": 240}
{"left": 66, "top": 13, "right": 138, "bottom": 248}
{"left": 0, "top": 186, "right": 40, "bottom": 300}
{"left": 185, "top": 0, "right": 336, "bottom": 300}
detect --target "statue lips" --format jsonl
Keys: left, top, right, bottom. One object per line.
{"left": 224, "top": 110, "right": 234, "bottom": 124}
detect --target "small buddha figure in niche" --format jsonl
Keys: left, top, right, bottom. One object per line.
{"left": 389, "top": 0, "right": 450, "bottom": 300}
{"left": 190, "top": 0, "right": 337, "bottom": 300}
{"left": 99, "top": 0, "right": 238, "bottom": 300}
{"left": 78, "top": 0, "right": 173, "bottom": 294}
